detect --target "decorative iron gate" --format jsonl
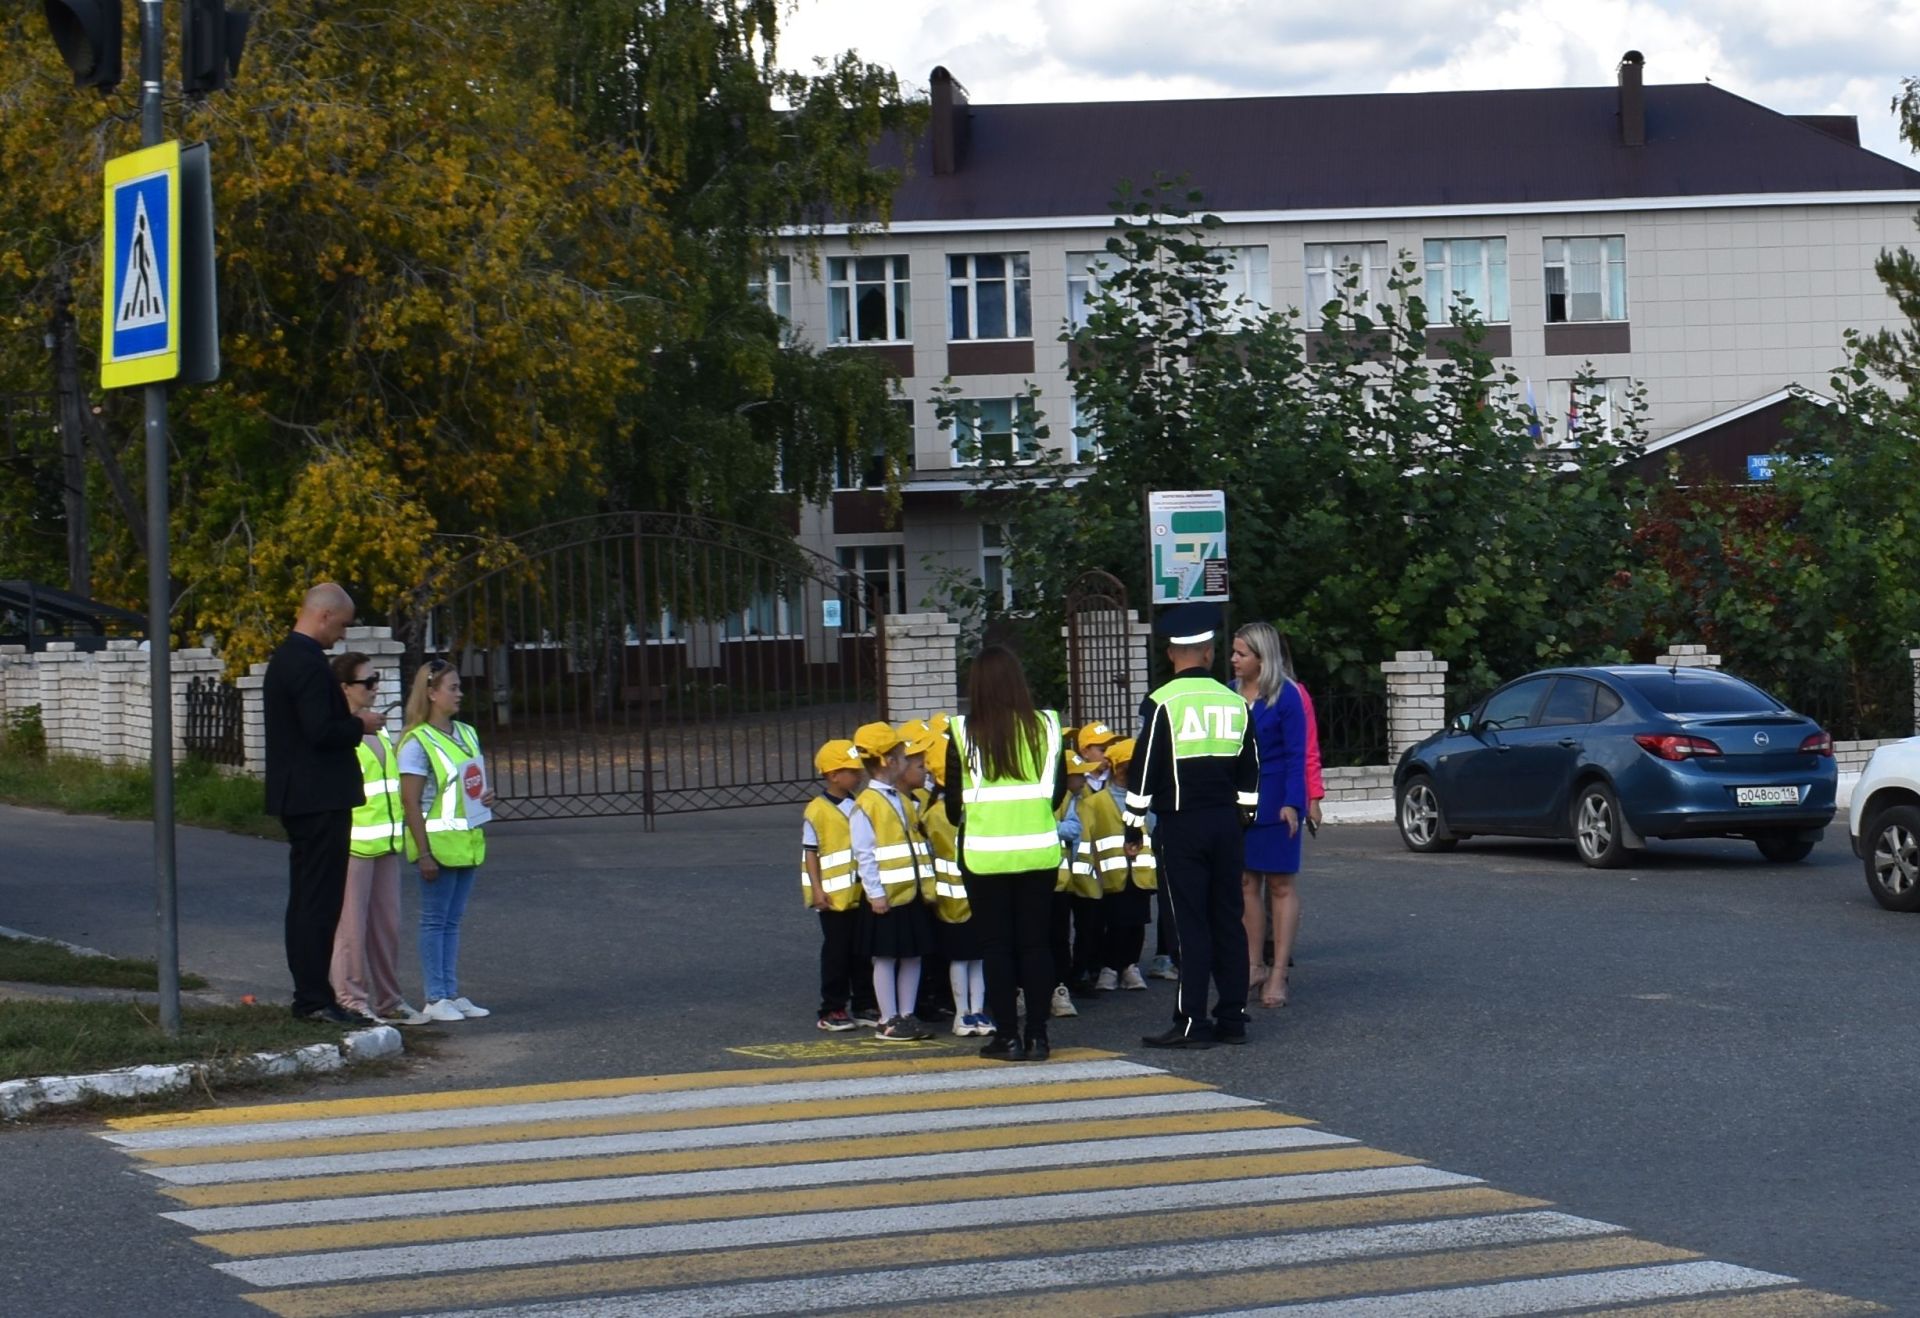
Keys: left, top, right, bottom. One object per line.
{"left": 1064, "top": 570, "right": 1141, "bottom": 735}
{"left": 406, "top": 514, "right": 886, "bottom": 826}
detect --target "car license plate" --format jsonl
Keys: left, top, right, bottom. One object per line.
{"left": 1735, "top": 785, "right": 1801, "bottom": 806}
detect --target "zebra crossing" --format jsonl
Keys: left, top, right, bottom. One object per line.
{"left": 97, "top": 1050, "right": 1878, "bottom": 1316}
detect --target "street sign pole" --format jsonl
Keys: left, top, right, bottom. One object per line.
{"left": 139, "top": 0, "right": 180, "bottom": 1036}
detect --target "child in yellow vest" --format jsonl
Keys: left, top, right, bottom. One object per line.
{"left": 1101, "top": 737, "right": 1159, "bottom": 990}
{"left": 1077, "top": 721, "right": 1120, "bottom": 796}
{"left": 1048, "top": 754, "right": 1089, "bottom": 1018}
{"left": 898, "top": 719, "right": 957, "bottom": 1026}
{"left": 1063, "top": 748, "right": 1109, "bottom": 996}
{"left": 802, "top": 739, "right": 877, "bottom": 1031}
{"left": 918, "top": 719, "right": 992, "bottom": 1036}
{"left": 852, "top": 721, "right": 936, "bottom": 1042}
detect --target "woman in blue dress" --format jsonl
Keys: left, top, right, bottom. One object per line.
{"left": 1229, "top": 621, "right": 1308, "bottom": 1008}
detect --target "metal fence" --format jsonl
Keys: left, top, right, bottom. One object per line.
{"left": 1750, "top": 661, "right": 1914, "bottom": 742}
{"left": 182, "top": 676, "right": 244, "bottom": 766}
{"left": 1306, "top": 680, "right": 1390, "bottom": 767}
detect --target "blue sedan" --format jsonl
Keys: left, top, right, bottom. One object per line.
{"left": 1394, "top": 665, "right": 1837, "bottom": 867}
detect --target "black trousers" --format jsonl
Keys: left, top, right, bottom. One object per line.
{"left": 1154, "top": 884, "right": 1179, "bottom": 960}
{"left": 1103, "top": 884, "right": 1151, "bottom": 971}
{"left": 1070, "top": 894, "right": 1107, "bottom": 982}
{"left": 1049, "top": 891, "right": 1072, "bottom": 988}
{"left": 282, "top": 810, "right": 351, "bottom": 1015}
{"left": 817, "top": 908, "right": 874, "bottom": 1016}
{"left": 969, "top": 867, "right": 1057, "bottom": 1044}
{"left": 1156, "top": 806, "right": 1248, "bottom": 1029}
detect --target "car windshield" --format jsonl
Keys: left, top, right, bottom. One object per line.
{"left": 1620, "top": 671, "right": 1783, "bottom": 715}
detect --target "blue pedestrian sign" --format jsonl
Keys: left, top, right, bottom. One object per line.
{"left": 101, "top": 141, "right": 181, "bottom": 388}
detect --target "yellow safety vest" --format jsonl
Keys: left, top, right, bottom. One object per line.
{"left": 1055, "top": 794, "right": 1077, "bottom": 894}
{"left": 856, "top": 785, "right": 929, "bottom": 907}
{"left": 1083, "top": 785, "right": 1156, "bottom": 892}
{"left": 802, "top": 796, "right": 859, "bottom": 912}
{"left": 349, "top": 730, "right": 404, "bottom": 859}
{"left": 1064, "top": 787, "right": 1102, "bottom": 899}
{"left": 921, "top": 790, "right": 968, "bottom": 922}
{"left": 952, "top": 710, "right": 1064, "bottom": 875}
{"left": 403, "top": 722, "right": 488, "bottom": 868}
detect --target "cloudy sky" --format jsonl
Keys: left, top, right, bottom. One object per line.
{"left": 777, "top": 0, "right": 1920, "bottom": 166}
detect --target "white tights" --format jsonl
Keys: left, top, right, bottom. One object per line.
{"left": 949, "top": 959, "right": 986, "bottom": 1015}
{"left": 872, "top": 956, "right": 922, "bottom": 1021}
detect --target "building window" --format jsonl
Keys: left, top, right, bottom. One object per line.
{"left": 981, "top": 525, "right": 1016, "bottom": 610}
{"left": 1543, "top": 237, "right": 1627, "bottom": 323}
{"left": 949, "top": 397, "right": 1036, "bottom": 466}
{"left": 1423, "top": 238, "right": 1509, "bottom": 323}
{"left": 828, "top": 255, "right": 910, "bottom": 343}
{"left": 748, "top": 256, "right": 791, "bottom": 320}
{"left": 949, "top": 253, "right": 1031, "bottom": 340}
{"left": 1068, "top": 394, "right": 1102, "bottom": 463}
{"left": 1065, "top": 251, "right": 1113, "bottom": 329}
{"left": 838, "top": 544, "right": 906, "bottom": 630}
{"left": 722, "top": 593, "right": 794, "bottom": 639}
{"left": 835, "top": 402, "right": 914, "bottom": 490}
{"left": 1214, "top": 246, "right": 1271, "bottom": 327}
{"left": 1305, "top": 242, "right": 1390, "bottom": 313}
{"left": 1546, "top": 377, "right": 1634, "bottom": 439}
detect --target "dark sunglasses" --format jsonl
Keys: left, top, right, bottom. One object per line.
{"left": 344, "top": 675, "right": 379, "bottom": 690}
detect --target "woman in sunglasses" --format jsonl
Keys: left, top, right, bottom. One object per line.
{"left": 399, "top": 658, "right": 498, "bottom": 1023}
{"left": 326, "top": 654, "right": 428, "bottom": 1026}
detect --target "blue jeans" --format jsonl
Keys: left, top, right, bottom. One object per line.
{"left": 418, "top": 866, "right": 477, "bottom": 1003}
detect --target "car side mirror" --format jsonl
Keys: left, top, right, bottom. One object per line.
{"left": 1452, "top": 711, "right": 1474, "bottom": 734}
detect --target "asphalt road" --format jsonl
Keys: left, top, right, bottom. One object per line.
{"left": 2, "top": 801, "right": 1916, "bottom": 1314}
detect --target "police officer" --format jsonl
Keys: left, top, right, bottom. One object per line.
{"left": 1124, "top": 602, "right": 1260, "bottom": 1048}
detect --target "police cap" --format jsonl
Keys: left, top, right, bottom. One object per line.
{"left": 1156, "top": 601, "right": 1223, "bottom": 647}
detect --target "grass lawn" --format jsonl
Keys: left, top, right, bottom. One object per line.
{"left": 0, "top": 1000, "right": 348, "bottom": 1082}
{"left": 0, "top": 754, "right": 278, "bottom": 839}
{"left": 0, "top": 936, "right": 209, "bottom": 992}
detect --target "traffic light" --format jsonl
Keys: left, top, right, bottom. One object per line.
{"left": 41, "top": 0, "right": 122, "bottom": 91}
{"left": 182, "top": 0, "right": 248, "bottom": 95}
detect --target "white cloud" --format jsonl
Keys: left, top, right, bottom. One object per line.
{"left": 774, "top": 0, "right": 1920, "bottom": 164}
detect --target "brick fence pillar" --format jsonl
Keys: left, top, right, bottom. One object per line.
{"left": 238, "top": 661, "right": 268, "bottom": 779}
{"left": 881, "top": 612, "right": 961, "bottom": 722}
{"left": 1657, "top": 643, "right": 1722, "bottom": 669}
{"left": 1380, "top": 650, "right": 1449, "bottom": 762}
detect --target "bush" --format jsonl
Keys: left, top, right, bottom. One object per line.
{"left": 4, "top": 704, "right": 45, "bottom": 760}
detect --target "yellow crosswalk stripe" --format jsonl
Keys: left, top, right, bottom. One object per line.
{"left": 196, "top": 1145, "right": 1419, "bottom": 1257}
{"left": 823, "top": 1238, "right": 1699, "bottom": 1318}
{"left": 129, "top": 1073, "right": 1214, "bottom": 1166}
{"left": 237, "top": 1185, "right": 1543, "bottom": 1318}
{"left": 164, "top": 1106, "right": 1303, "bottom": 1208}
{"left": 1599, "top": 1291, "right": 1888, "bottom": 1316}
{"left": 105, "top": 1047, "right": 1122, "bottom": 1132}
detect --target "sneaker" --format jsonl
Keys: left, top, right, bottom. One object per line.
{"left": 818, "top": 1010, "right": 858, "bottom": 1032}
{"left": 1095, "top": 968, "right": 1120, "bottom": 992}
{"left": 1120, "top": 965, "right": 1148, "bottom": 991}
{"left": 975, "top": 1014, "right": 997, "bottom": 1037}
{"left": 852, "top": 1008, "right": 882, "bottom": 1028}
{"left": 421, "top": 999, "right": 466, "bottom": 1023}
{"left": 1146, "top": 955, "right": 1180, "bottom": 981}
{"left": 902, "top": 1014, "right": 935, "bottom": 1040}
{"left": 379, "top": 1001, "right": 432, "bottom": 1027}
{"left": 1050, "top": 985, "right": 1078, "bottom": 1018}
{"left": 450, "top": 996, "right": 491, "bottom": 1019}
{"left": 952, "top": 1013, "right": 975, "bottom": 1037}
{"left": 875, "top": 1015, "right": 923, "bottom": 1042}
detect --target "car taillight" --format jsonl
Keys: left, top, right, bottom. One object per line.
{"left": 1634, "top": 733, "right": 1723, "bottom": 761}
{"left": 1799, "top": 731, "right": 1833, "bottom": 758}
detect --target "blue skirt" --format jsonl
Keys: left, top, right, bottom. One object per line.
{"left": 1243, "top": 820, "right": 1302, "bottom": 875}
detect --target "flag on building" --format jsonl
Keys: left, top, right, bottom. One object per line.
{"left": 1524, "top": 378, "right": 1542, "bottom": 441}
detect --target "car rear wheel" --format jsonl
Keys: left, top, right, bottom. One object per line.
{"left": 1571, "top": 781, "right": 1632, "bottom": 868}
{"left": 1863, "top": 804, "right": 1920, "bottom": 911}
{"left": 1753, "top": 834, "right": 1816, "bottom": 864}
{"left": 1396, "top": 776, "right": 1457, "bottom": 853}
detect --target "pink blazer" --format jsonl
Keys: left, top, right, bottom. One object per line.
{"left": 1296, "top": 682, "right": 1325, "bottom": 801}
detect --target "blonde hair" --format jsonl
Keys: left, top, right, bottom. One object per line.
{"left": 1233, "top": 622, "right": 1287, "bottom": 706}
{"left": 403, "top": 659, "right": 455, "bottom": 736}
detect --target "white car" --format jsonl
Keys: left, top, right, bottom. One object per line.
{"left": 1848, "top": 737, "right": 1920, "bottom": 911}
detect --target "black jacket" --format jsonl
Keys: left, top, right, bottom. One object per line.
{"left": 262, "top": 632, "right": 366, "bottom": 817}
{"left": 1125, "top": 666, "right": 1260, "bottom": 824}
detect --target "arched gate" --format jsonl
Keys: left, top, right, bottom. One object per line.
{"left": 1064, "top": 569, "right": 1143, "bottom": 735}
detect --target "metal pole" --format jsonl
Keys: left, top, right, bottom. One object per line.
{"left": 140, "top": 0, "right": 180, "bottom": 1036}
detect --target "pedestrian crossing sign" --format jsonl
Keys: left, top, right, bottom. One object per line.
{"left": 101, "top": 141, "right": 181, "bottom": 388}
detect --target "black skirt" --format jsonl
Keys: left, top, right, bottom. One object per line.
{"left": 1103, "top": 883, "right": 1153, "bottom": 926}
{"left": 864, "top": 897, "right": 937, "bottom": 959}
{"left": 936, "top": 913, "right": 987, "bottom": 961}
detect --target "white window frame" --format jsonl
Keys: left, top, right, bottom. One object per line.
{"left": 948, "top": 397, "right": 1037, "bottom": 467}
{"left": 1304, "top": 242, "right": 1391, "bottom": 313}
{"left": 981, "top": 525, "right": 1015, "bottom": 611}
{"left": 1212, "top": 245, "right": 1271, "bottom": 329}
{"left": 1546, "top": 377, "right": 1634, "bottom": 439}
{"left": 837, "top": 543, "right": 907, "bottom": 632}
{"left": 1068, "top": 394, "right": 1103, "bottom": 463}
{"left": 948, "top": 253, "right": 1032, "bottom": 341}
{"left": 828, "top": 254, "right": 911, "bottom": 344}
{"left": 722, "top": 593, "right": 797, "bottom": 641}
{"left": 749, "top": 256, "right": 791, "bottom": 320}
{"left": 1543, "top": 236, "right": 1628, "bottom": 324}
{"left": 1423, "top": 237, "right": 1509, "bottom": 324}
{"left": 1065, "top": 250, "right": 1113, "bottom": 330}
{"left": 833, "top": 402, "right": 914, "bottom": 491}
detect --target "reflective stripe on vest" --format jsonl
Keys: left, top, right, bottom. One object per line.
{"left": 857, "top": 787, "right": 925, "bottom": 907}
{"left": 802, "top": 797, "right": 860, "bottom": 911}
{"left": 349, "top": 731, "right": 404, "bottom": 858}
{"left": 951, "top": 711, "right": 1064, "bottom": 875}
{"left": 404, "top": 722, "right": 487, "bottom": 868}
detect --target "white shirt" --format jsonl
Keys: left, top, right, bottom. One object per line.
{"left": 854, "top": 779, "right": 914, "bottom": 901}
{"left": 397, "top": 724, "right": 476, "bottom": 816}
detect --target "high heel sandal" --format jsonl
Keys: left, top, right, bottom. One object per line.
{"left": 1260, "top": 976, "right": 1289, "bottom": 1009}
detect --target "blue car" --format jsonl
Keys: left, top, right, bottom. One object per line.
{"left": 1394, "top": 665, "right": 1837, "bottom": 867}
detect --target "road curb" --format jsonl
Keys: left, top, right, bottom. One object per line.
{"left": 0, "top": 924, "right": 117, "bottom": 959}
{"left": 0, "top": 1024, "right": 404, "bottom": 1121}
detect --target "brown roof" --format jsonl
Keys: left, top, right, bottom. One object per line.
{"left": 880, "top": 82, "right": 1920, "bottom": 223}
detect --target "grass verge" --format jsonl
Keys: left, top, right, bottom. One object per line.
{"left": 0, "top": 754, "right": 277, "bottom": 839}
{"left": 0, "top": 1000, "right": 347, "bottom": 1082}
{"left": 0, "top": 936, "right": 209, "bottom": 992}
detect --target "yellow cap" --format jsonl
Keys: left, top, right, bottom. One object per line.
{"left": 902, "top": 728, "right": 942, "bottom": 760}
{"left": 814, "top": 739, "right": 863, "bottom": 775}
{"left": 1065, "top": 750, "right": 1094, "bottom": 775}
{"left": 929, "top": 712, "right": 951, "bottom": 736}
{"left": 926, "top": 734, "right": 951, "bottom": 786}
{"left": 896, "top": 718, "right": 930, "bottom": 747}
{"left": 1106, "top": 737, "right": 1137, "bottom": 767}
{"left": 852, "top": 721, "right": 903, "bottom": 758}
{"left": 1077, "top": 722, "right": 1120, "bottom": 753}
